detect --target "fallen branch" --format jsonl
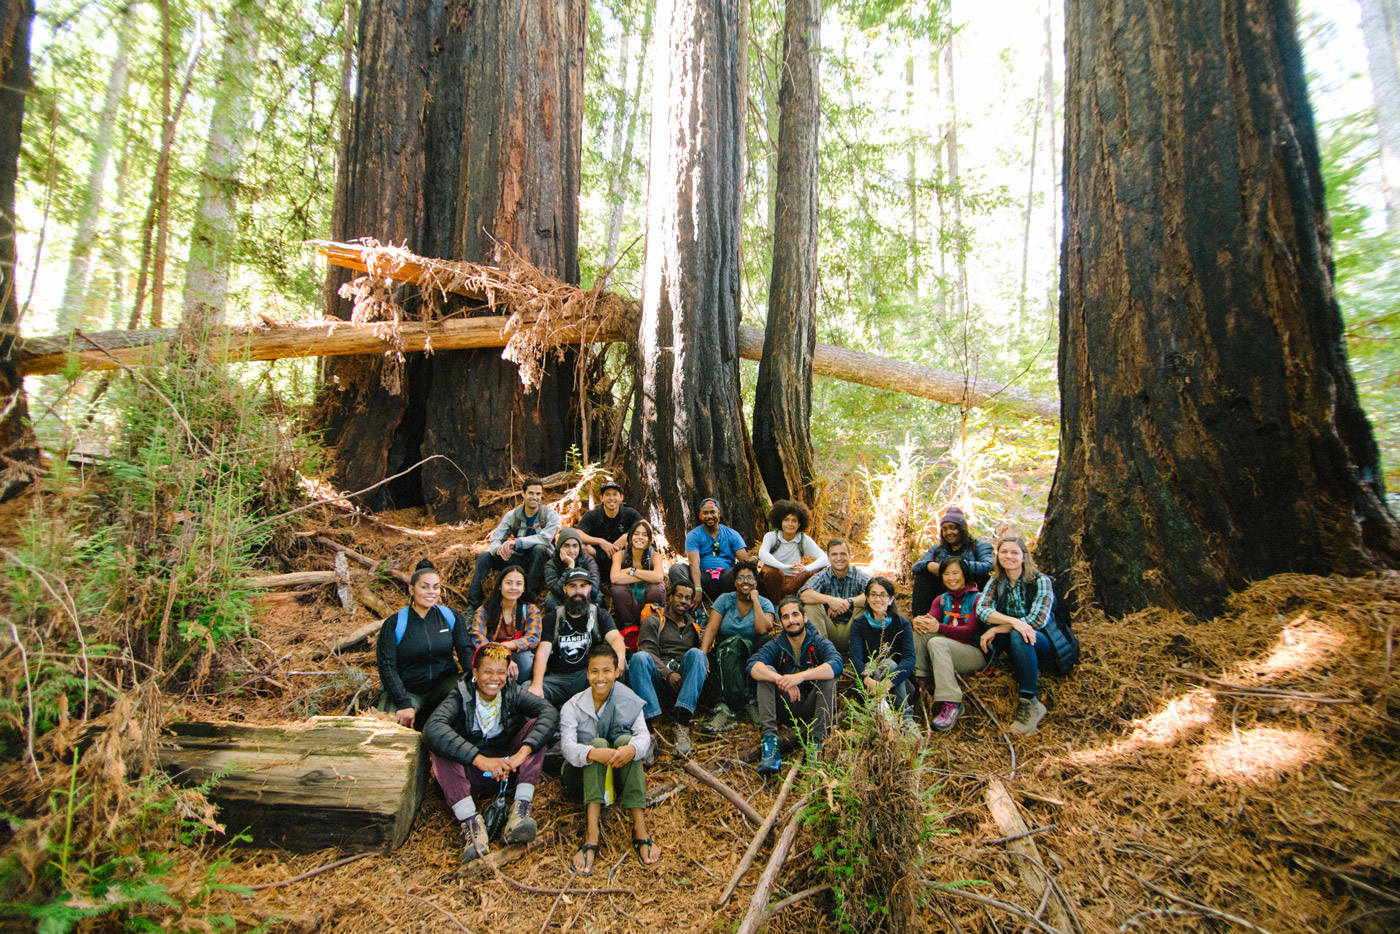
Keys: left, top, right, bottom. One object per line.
{"left": 1293, "top": 855, "right": 1400, "bottom": 905}
{"left": 920, "top": 881, "right": 1068, "bottom": 934}
{"left": 408, "top": 894, "right": 476, "bottom": 934}
{"left": 316, "top": 536, "right": 410, "bottom": 586}
{"left": 1132, "top": 873, "right": 1277, "bottom": 934}
{"left": 330, "top": 618, "right": 386, "bottom": 654}
{"left": 717, "top": 755, "right": 803, "bottom": 908}
{"left": 986, "top": 823, "right": 1055, "bottom": 847}
{"left": 243, "top": 852, "right": 375, "bottom": 892}
{"left": 736, "top": 795, "right": 811, "bottom": 934}
{"left": 684, "top": 760, "right": 762, "bottom": 825}
{"left": 758, "top": 884, "right": 830, "bottom": 925}
{"left": 243, "top": 570, "right": 364, "bottom": 589}
{"left": 491, "top": 868, "right": 632, "bottom": 897}
{"left": 1167, "top": 668, "right": 1351, "bottom": 703}
{"left": 985, "top": 779, "right": 1072, "bottom": 934}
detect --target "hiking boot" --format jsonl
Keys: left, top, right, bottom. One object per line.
{"left": 460, "top": 814, "right": 490, "bottom": 863}
{"left": 745, "top": 700, "right": 761, "bottom": 727}
{"left": 673, "top": 724, "right": 693, "bottom": 758}
{"left": 1008, "top": 696, "right": 1047, "bottom": 736}
{"left": 703, "top": 703, "right": 737, "bottom": 734}
{"left": 644, "top": 740, "right": 657, "bottom": 765}
{"left": 932, "top": 701, "right": 962, "bottom": 732}
{"left": 501, "top": 800, "right": 536, "bottom": 845}
{"left": 756, "top": 734, "right": 782, "bottom": 774}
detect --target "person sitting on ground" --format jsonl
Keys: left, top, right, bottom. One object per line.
{"left": 576, "top": 480, "right": 643, "bottom": 561}
{"left": 668, "top": 497, "right": 751, "bottom": 606}
{"left": 699, "top": 560, "right": 775, "bottom": 734}
{"left": 559, "top": 643, "right": 660, "bottom": 875}
{"left": 975, "top": 534, "right": 1054, "bottom": 736}
{"left": 542, "top": 528, "right": 602, "bottom": 613}
{"left": 798, "top": 537, "right": 870, "bottom": 656}
{"left": 847, "top": 576, "right": 918, "bottom": 730}
{"left": 757, "top": 499, "right": 829, "bottom": 603}
{"left": 747, "top": 596, "right": 843, "bottom": 774}
{"left": 467, "top": 477, "right": 561, "bottom": 609}
{"left": 377, "top": 559, "right": 472, "bottom": 728}
{"left": 911, "top": 556, "right": 985, "bottom": 732}
{"left": 470, "top": 566, "right": 543, "bottom": 684}
{"left": 910, "top": 506, "right": 995, "bottom": 617}
{"left": 422, "top": 643, "right": 557, "bottom": 864}
{"left": 626, "top": 580, "right": 707, "bottom": 758}
{"left": 530, "top": 568, "right": 628, "bottom": 707}
{"left": 611, "top": 519, "right": 668, "bottom": 636}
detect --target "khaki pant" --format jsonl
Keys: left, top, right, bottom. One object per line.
{"left": 803, "top": 603, "right": 852, "bottom": 656}
{"left": 914, "top": 634, "right": 985, "bottom": 703}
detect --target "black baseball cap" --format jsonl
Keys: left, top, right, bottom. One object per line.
{"left": 562, "top": 568, "right": 593, "bottom": 585}
{"left": 600, "top": 480, "right": 623, "bottom": 494}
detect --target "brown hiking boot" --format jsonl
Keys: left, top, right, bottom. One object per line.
{"left": 501, "top": 800, "right": 536, "bottom": 844}
{"left": 673, "top": 724, "right": 693, "bottom": 758}
{"left": 460, "top": 814, "right": 490, "bottom": 863}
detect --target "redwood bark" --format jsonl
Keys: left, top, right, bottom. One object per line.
{"left": 1040, "top": 0, "right": 1400, "bottom": 619}
{"left": 753, "top": 0, "right": 818, "bottom": 506}
{"left": 632, "top": 0, "right": 762, "bottom": 548}
{"left": 0, "top": 0, "right": 39, "bottom": 501}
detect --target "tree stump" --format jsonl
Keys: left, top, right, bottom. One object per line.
{"left": 158, "top": 716, "right": 429, "bottom": 853}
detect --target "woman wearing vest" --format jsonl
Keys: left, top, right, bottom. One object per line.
{"left": 848, "top": 576, "right": 918, "bottom": 730}
{"left": 376, "top": 559, "right": 472, "bottom": 728}
{"left": 559, "top": 642, "right": 660, "bottom": 875}
{"left": 757, "top": 500, "right": 829, "bottom": 603}
{"left": 976, "top": 535, "right": 1055, "bottom": 736}
{"left": 610, "top": 519, "right": 667, "bottom": 638}
{"left": 470, "top": 566, "right": 543, "bottom": 684}
{"left": 911, "top": 556, "right": 985, "bottom": 732}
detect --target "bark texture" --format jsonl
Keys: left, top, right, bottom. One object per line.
{"left": 1041, "top": 0, "right": 1400, "bottom": 619}
{"left": 632, "top": 0, "right": 762, "bottom": 549}
{"left": 0, "top": 0, "right": 39, "bottom": 501}
{"left": 753, "top": 0, "right": 819, "bottom": 505}
{"left": 312, "top": 0, "right": 584, "bottom": 516}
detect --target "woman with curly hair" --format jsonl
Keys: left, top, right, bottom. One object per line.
{"left": 756, "top": 499, "right": 828, "bottom": 603}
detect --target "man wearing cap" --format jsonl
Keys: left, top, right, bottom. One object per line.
{"left": 530, "top": 568, "right": 628, "bottom": 707}
{"left": 576, "top": 481, "right": 643, "bottom": 560}
{"left": 909, "top": 506, "right": 995, "bottom": 616}
{"left": 542, "top": 528, "right": 603, "bottom": 613}
{"left": 668, "top": 497, "right": 751, "bottom": 607}
{"left": 468, "top": 477, "right": 560, "bottom": 609}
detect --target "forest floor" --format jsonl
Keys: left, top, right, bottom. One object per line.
{"left": 8, "top": 494, "right": 1400, "bottom": 934}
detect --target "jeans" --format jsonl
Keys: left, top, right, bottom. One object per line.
{"left": 627, "top": 648, "right": 707, "bottom": 719}
{"left": 469, "top": 545, "right": 551, "bottom": 607}
{"left": 430, "top": 718, "right": 545, "bottom": 820}
{"left": 561, "top": 736, "right": 647, "bottom": 808}
{"left": 994, "top": 628, "right": 1053, "bottom": 697}
{"left": 755, "top": 677, "right": 836, "bottom": 746}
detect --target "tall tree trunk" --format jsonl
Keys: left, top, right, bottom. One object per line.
{"left": 943, "top": 44, "right": 968, "bottom": 324}
{"left": 0, "top": 0, "right": 39, "bottom": 501}
{"left": 1360, "top": 0, "right": 1400, "bottom": 230}
{"left": 1018, "top": 11, "right": 1045, "bottom": 326}
{"left": 1041, "top": 0, "right": 1400, "bottom": 620}
{"left": 601, "top": 2, "right": 652, "bottom": 279}
{"left": 905, "top": 52, "right": 918, "bottom": 306}
{"left": 752, "top": 0, "right": 818, "bottom": 506}
{"left": 57, "top": 2, "right": 133, "bottom": 332}
{"left": 321, "top": 0, "right": 356, "bottom": 320}
{"left": 631, "top": 0, "right": 762, "bottom": 548}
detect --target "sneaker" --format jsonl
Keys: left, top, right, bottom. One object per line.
{"left": 460, "top": 814, "right": 490, "bottom": 863}
{"left": 745, "top": 700, "right": 761, "bottom": 727}
{"left": 703, "top": 703, "right": 737, "bottom": 734}
{"left": 673, "top": 724, "right": 693, "bottom": 758}
{"left": 932, "top": 701, "right": 962, "bottom": 732}
{"left": 501, "top": 800, "right": 536, "bottom": 845}
{"left": 1008, "top": 696, "right": 1047, "bottom": 736}
{"left": 644, "top": 740, "right": 657, "bottom": 765}
{"left": 756, "top": 734, "right": 782, "bottom": 774}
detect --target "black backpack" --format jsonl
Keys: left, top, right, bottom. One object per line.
{"left": 1040, "top": 574, "right": 1080, "bottom": 676}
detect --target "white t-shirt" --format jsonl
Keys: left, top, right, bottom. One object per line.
{"left": 758, "top": 531, "right": 829, "bottom": 575}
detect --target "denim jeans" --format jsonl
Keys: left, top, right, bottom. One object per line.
{"left": 627, "top": 648, "right": 707, "bottom": 719}
{"left": 994, "top": 628, "right": 1054, "bottom": 697}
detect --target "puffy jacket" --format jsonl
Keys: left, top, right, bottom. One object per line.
{"left": 423, "top": 678, "right": 558, "bottom": 767}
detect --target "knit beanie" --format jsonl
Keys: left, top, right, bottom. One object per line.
{"left": 940, "top": 506, "right": 969, "bottom": 531}
{"left": 557, "top": 527, "right": 583, "bottom": 549}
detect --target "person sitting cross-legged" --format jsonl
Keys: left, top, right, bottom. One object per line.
{"left": 626, "top": 580, "right": 708, "bottom": 758}
{"left": 467, "top": 477, "right": 561, "bottom": 609}
{"left": 756, "top": 499, "right": 828, "bottom": 603}
{"left": 559, "top": 643, "right": 661, "bottom": 875}
{"left": 610, "top": 519, "right": 668, "bottom": 636}
{"left": 747, "top": 596, "right": 843, "bottom": 774}
{"left": 530, "top": 568, "right": 627, "bottom": 708}
{"left": 798, "top": 537, "right": 870, "bottom": 657}
{"left": 422, "top": 643, "right": 558, "bottom": 864}
{"left": 699, "top": 560, "right": 775, "bottom": 734}
{"left": 910, "top": 506, "right": 994, "bottom": 617}
{"left": 848, "top": 576, "right": 918, "bottom": 731}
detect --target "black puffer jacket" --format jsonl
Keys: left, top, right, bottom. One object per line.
{"left": 423, "top": 679, "right": 558, "bottom": 767}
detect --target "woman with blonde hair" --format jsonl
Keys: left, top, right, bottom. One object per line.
{"left": 975, "top": 534, "right": 1055, "bottom": 735}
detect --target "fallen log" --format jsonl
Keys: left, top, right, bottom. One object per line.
{"left": 683, "top": 761, "right": 762, "bottom": 825}
{"left": 717, "top": 755, "right": 803, "bottom": 908}
{"left": 243, "top": 570, "right": 368, "bottom": 589}
{"left": 984, "top": 778, "right": 1073, "bottom": 934}
{"left": 158, "top": 716, "right": 429, "bottom": 853}
{"left": 735, "top": 796, "right": 811, "bottom": 934}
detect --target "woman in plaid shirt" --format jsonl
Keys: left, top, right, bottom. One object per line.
{"left": 975, "top": 534, "right": 1054, "bottom": 736}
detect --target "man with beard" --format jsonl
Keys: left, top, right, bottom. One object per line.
{"left": 530, "top": 569, "right": 627, "bottom": 708}
{"left": 746, "top": 596, "right": 842, "bottom": 774}
{"left": 668, "top": 497, "right": 751, "bottom": 607}
{"left": 910, "top": 507, "right": 994, "bottom": 617}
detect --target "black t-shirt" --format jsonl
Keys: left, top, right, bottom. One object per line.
{"left": 540, "top": 605, "right": 618, "bottom": 674}
{"left": 578, "top": 504, "right": 643, "bottom": 547}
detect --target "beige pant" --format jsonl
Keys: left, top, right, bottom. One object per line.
{"left": 804, "top": 603, "right": 852, "bottom": 656}
{"left": 914, "top": 634, "right": 985, "bottom": 703}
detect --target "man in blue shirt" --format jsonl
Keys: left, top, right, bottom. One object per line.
{"left": 668, "top": 497, "right": 751, "bottom": 607}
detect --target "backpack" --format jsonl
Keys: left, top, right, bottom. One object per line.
{"left": 1038, "top": 575, "right": 1079, "bottom": 676}
{"left": 394, "top": 605, "right": 457, "bottom": 644}
{"left": 554, "top": 604, "right": 605, "bottom": 655}
{"left": 637, "top": 603, "right": 702, "bottom": 653}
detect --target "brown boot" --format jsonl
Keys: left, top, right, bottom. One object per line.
{"left": 501, "top": 800, "right": 536, "bottom": 844}
{"left": 460, "top": 814, "right": 490, "bottom": 863}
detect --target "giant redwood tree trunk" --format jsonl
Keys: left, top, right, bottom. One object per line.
{"left": 0, "top": 0, "right": 40, "bottom": 502}
{"left": 313, "top": 0, "right": 584, "bottom": 517}
{"left": 632, "top": 0, "right": 763, "bottom": 548}
{"left": 752, "top": 0, "right": 819, "bottom": 507}
{"left": 1040, "top": 0, "right": 1400, "bottom": 619}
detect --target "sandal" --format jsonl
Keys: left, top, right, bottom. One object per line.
{"left": 631, "top": 837, "right": 661, "bottom": 867}
{"left": 571, "top": 841, "right": 599, "bottom": 876}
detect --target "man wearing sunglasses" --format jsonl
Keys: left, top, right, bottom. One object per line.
{"left": 667, "top": 498, "right": 750, "bottom": 609}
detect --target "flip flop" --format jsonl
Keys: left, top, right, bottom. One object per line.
{"left": 632, "top": 837, "right": 660, "bottom": 867}
{"left": 571, "top": 841, "right": 599, "bottom": 876}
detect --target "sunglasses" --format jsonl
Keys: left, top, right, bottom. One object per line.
{"left": 712, "top": 541, "right": 722, "bottom": 556}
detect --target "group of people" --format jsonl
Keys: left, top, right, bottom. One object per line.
{"left": 375, "top": 477, "right": 1063, "bottom": 869}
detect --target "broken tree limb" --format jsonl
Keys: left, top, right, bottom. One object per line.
{"left": 985, "top": 779, "right": 1073, "bottom": 934}
{"left": 314, "top": 536, "right": 411, "bottom": 586}
{"left": 736, "top": 795, "right": 811, "bottom": 934}
{"left": 330, "top": 618, "right": 387, "bottom": 654}
{"left": 683, "top": 761, "right": 762, "bottom": 825}
{"left": 717, "top": 756, "right": 803, "bottom": 909}
{"left": 243, "top": 570, "right": 367, "bottom": 589}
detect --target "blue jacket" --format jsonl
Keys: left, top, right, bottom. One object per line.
{"left": 745, "top": 623, "right": 844, "bottom": 681}
{"left": 912, "top": 537, "right": 995, "bottom": 585}
{"left": 848, "top": 611, "right": 915, "bottom": 689}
